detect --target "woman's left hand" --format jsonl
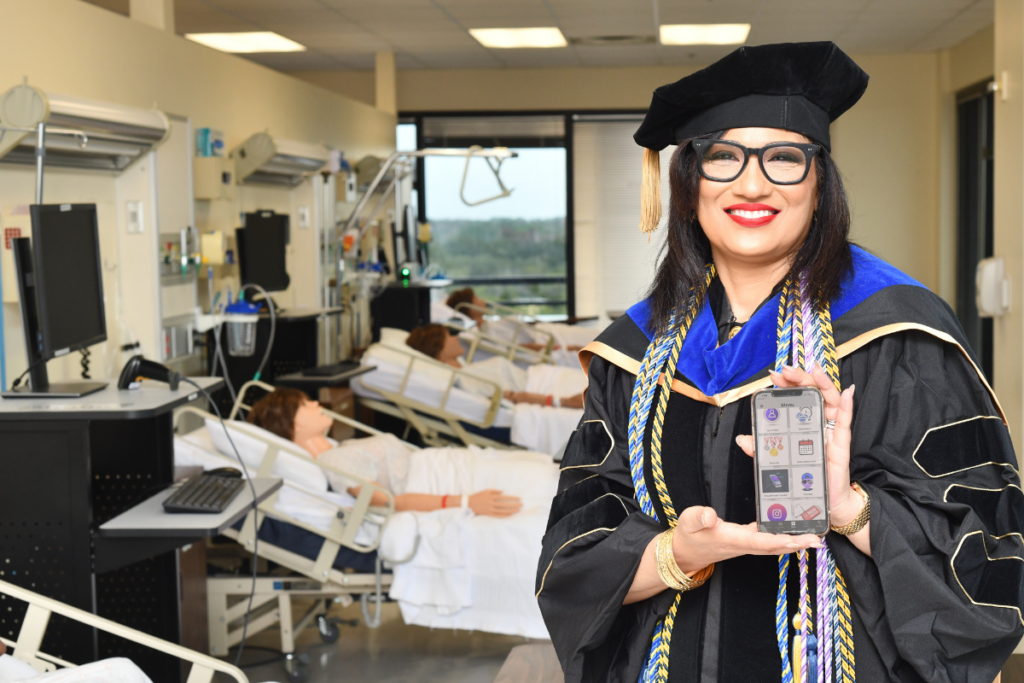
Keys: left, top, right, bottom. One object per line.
{"left": 735, "top": 365, "right": 860, "bottom": 529}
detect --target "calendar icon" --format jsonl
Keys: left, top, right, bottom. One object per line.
{"left": 798, "top": 439, "right": 813, "bottom": 455}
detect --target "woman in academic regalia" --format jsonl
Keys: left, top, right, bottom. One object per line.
{"left": 537, "top": 42, "right": 1024, "bottom": 683}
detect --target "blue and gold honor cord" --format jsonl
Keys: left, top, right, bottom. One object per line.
{"left": 631, "top": 270, "right": 855, "bottom": 683}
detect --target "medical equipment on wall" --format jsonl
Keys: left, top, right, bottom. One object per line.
{"left": 976, "top": 256, "right": 1011, "bottom": 317}
{"left": 223, "top": 297, "right": 261, "bottom": 358}
{"left": 231, "top": 132, "right": 329, "bottom": 186}
{"left": 0, "top": 80, "right": 169, "bottom": 171}
{"left": 329, "top": 148, "right": 516, "bottom": 358}
{"left": 193, "top": 283, "right": 277, "bottom": 405}
{"left": 237, "top": 210, "right": 291, "bottom": 293}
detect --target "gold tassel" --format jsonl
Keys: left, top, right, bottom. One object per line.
{"left": 639, "top": 147, "right": 661, "bottom": 236}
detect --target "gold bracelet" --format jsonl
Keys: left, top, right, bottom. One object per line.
{"left": 830, "top": 482, "right": 871, "bottom": 536}
{"left": 654, "top": 529, "right": 714, "bottom": 592}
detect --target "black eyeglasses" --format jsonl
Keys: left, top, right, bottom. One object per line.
{"left": 690, "top": 139, "right": 820, "bottom": 185}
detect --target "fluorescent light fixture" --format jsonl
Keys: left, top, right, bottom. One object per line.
{"left": 185, "top": 32, "right": 306, "bottom": 53}
{"left": 659, "top": 24, "right": 751, "bottom": 46}
{"left": 470, "top": 27, "right": 568, "bottom": 49}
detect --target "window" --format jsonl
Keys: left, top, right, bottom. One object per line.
{"left": 409, "top": 114, "right": 571, "bottom": 317}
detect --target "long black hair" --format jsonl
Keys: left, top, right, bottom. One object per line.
{"left": 646, "top": 132, "right": 853, "bottom": 335}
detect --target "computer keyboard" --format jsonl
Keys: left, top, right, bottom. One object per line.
{"left": 163, "top": 474, "right": 245, "bottom": 514}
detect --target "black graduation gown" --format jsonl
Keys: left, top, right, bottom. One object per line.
{"left": 536, "top": 252, "right": 1024, "bottom": 683}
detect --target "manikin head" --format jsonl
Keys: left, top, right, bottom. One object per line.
{"left": 248, "top": 387, "right": 332, "bottom": 444}
{"left": 446, "top": 288, "right": 486, "bottom": 324}
{"left": 406, "top": 324, "right": 464, "bottom": 364}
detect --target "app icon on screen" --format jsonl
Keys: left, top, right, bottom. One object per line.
{"left": 765, "top": 408, "right": 780, "bottom": 422}
{"left": 801, "top": 473, "right": 814, "bottom": 491}
{"left": 761, "top": 470, "right": 789, "bottom": 493}
{"left": 767, "top": 504, "right": 788, "bottom": 521}
{"left": 764, "top": 436, "right": 785, "bottom": 456}
{"left": 796, "top": 407, "right": 813, "bottom": 424}
{"left": 797, "top": 504, "right": 822, "bottom": 521}
{"left": 798, "top": 439, "right": 814, "bottom": 455}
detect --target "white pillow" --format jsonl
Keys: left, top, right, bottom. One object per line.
{"left": 379, "top": 327, "right": 411, "bottom": 350}
{"left": 204, "top": 418, "right": 329, "bottom": 493}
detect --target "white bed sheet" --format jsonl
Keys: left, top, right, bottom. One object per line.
{"left": 352, "top": 353, "right": 514, "bottom": 428}
{"left": 378, "top": 446, "right": 557, "bottom": 639}
{"left": 0, "top": 657, "right": 152, "bottom": 683}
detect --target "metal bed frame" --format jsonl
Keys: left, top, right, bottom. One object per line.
{"left": 0, "top": 579, "right": 246, "bottom": 683}
{"left": 353, "top": 345, "right": 520, "bottom": 449}
{"left": 174, "top": 381, "right": 418, "bottom": 682}
{"left": 452, "top": 301, "right": 557, "bottom": 365}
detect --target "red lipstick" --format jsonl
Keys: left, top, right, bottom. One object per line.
{"left": 724, "top": 203, "right": 779, "bottom": 227}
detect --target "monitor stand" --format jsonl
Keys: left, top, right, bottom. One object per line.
{"left": 2, "top": 380, "right": 108, "bottom": 399}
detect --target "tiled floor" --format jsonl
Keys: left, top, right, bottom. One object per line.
{"left": 1005, "top": 655, "right": 1024, "bottom": 683}
{"left": 222, "top": 600, "right": 537, "bottom": 683}
{"left": 217, "top": 601, "right": 1024, "bottom": 683}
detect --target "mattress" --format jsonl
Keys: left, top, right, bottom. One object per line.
{"left": 352, "top": 359, "right": 514, "bottom": 428}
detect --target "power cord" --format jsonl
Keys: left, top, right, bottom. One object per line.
{"left": 180, "top": 377, "right": 259, "bottom": 667}
{"left": 80, "top": 348, "right": 91, "bottom": 379}
{"left": 9, "top": 357, "right": 48, "bottom": 391}
{"left": 239, "top": 283, "right": 276, "bottom": 383}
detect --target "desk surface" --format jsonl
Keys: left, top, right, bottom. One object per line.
{"left": 275, "top": 364, "right": 375, "bottom": 386}
{"left": 0, "top": 376, "right": 223, "bottom": 421}
{"left": 98, "top": 478, "right": 282, "bottom": 538}
{"left": 266, "top": 307, "right": 342, "bottom": 320}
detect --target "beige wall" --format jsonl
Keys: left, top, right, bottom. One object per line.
{"left": 830, "top": 53, "right": 941, "bottom": 292}
{"left": 994, "top": 0, "right": 1024, "bottom": 451}
{"left": 0, "top": 0, "right": 395, "bottom": 383}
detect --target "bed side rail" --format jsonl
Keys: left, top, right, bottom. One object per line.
{"left": 357, "top": 345, "right": 503, "bottom": 430}
{"left": 173, "top": 405, "right": 395, "bottom": 554}
{"left": 0, "top": 579, "right": 247, "bottom": 683}
{"left": 452, "top": 302, "right": 555, "bottom": 365}
{"left": 456, "top": 325, "right": 555, "bottom": 365}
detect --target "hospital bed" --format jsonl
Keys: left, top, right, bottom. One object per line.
{"left": 453, "top": 301, "right": 605, "bottom": 368}
{"left": 351, "top": 341, "right": 586, "bottom": 455}
{"left": 0, "top": 578, "right": 246, "bottom": 683}
{"left": 351, "top": 341, "right": 515, "bottom": 449}
{"left": 452, "top": 301, "right": 557, "bottom": 365}
{"left": 175, "top": 381, "right": 411, "bottom": 682}
{"left": 174, "top": 382, "right": 556, "bottom": 664}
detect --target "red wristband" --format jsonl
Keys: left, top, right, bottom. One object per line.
{"left": 546, "top": 395, "right": 553, "bottom": 406}
{"left": 442, "top": 495, "right": 448, "bottom": 508}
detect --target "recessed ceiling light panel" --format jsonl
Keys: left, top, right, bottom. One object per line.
{"left": 659, "top": 24, "right": 751, "bottom": 46}
{"left": 469, "top": 27, "right": 568, "bottom": 49}
{"left": 185, "top": 32, "right": 307, "bottom": 54}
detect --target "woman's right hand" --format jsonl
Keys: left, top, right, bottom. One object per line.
{"left": 670, "top": 506, "right": 820, "bottom": 573}
{"left": 469, "top": 489, "right": 523, "bottom": 517}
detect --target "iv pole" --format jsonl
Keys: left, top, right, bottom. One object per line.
{"left": 333, "top": 147, "right": 517, "bottom": 317}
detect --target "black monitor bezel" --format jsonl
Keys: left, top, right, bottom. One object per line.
{"left": 238, "top": 209, "right": 291, "bottom": 293}
{"left": 30, "top": 203, "right": 108, "bottom": 358}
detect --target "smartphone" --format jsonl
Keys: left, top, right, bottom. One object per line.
{"left": 752, "top": 387, "right": 829, "bottom": 535}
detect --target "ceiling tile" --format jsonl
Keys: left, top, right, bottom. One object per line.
{"left": 160, "top": 0, "right": 995, "bottom": 76}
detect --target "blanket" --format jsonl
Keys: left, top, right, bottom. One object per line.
{"left": 379, "top": 446, "right": 558, "bottom": 639}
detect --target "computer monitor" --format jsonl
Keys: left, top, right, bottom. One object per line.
{"left": 3, "top": 204, "right": 108, "bottom": 398}
{"left": 237, "top": 210, "right": 290, "bottom": 293}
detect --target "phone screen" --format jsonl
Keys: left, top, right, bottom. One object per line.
{"left": 752, "top": 388, "right": 829, "bottom": 535}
